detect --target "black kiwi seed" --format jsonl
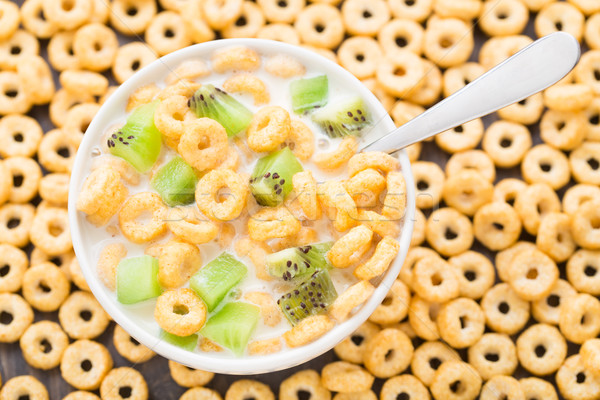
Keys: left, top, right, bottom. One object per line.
{"left": 276, "top": 189, "right": 282, "bottom": 194}
{"left": 280, "top": 179, "right": 285, "bottom": 184}
{"left": 264, "top": 172, "right": 270, "bottom": 178}
{"left": 187, "top": 99, "right": 191, "bottom": 107}
{"left": 304, "top": 261, "right": 310, "bottom": 268}
{"left": 199, "top": 94, "right": 205, "bottom": 101}
{"left": 112, "top": 133, "right": 117, "bottom": 139}
{"left": 300, "top": 303, "right": 306, "bottom": 309}
{"left": 347, "top": 112, "right": 353, "bottom": 117}
{"left": 286, "top": 261, "right": 292, "bottom": 267}
{"left": 273, "top": 173, "right": 280, "bottom": 179}
{"left": 294, "top": 290, "right": 300, "bottom": 295}
{"left": 356, "top": 109, "right": 362, "bottom": 114}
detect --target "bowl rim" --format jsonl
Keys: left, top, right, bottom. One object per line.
{"left": 68, "top": 38, "right": 416, "bottom": 374}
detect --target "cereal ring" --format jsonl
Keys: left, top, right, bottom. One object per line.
{"left": 165, "top": 209, "right": 219, "bottom": 244}
{"left": 507, "top": 249, "right": 558, "bottom": 301}
{"left": 222, "top": 74, "right": 269, "bottom": 106}
{"left": 495, "top": 241, "right": 537, "bottom": 283}
{"left": 178, "top": 118, "right": 228, "bottom": 171}
{"left": 354, "top": 236, "right": 399, "bottom": 280}
{"left": 77, "top": 166, "right": 128, "bottom": 226}
{"left": 388, "top": 0, "right": 431, "bottom": 21}
{"left": 294, "top": 4, "right": 345, "bottom": 49}
{"left": 60, "top": 340, "right": 112, "bottom": 391}
{"left": 442, "top": 170, "right": 493, "bottom": 216}
{"left": 341, "top": 0, "right": 390, "bottom": 36}
{"left": 118, "top": 192, "right": 167, "bottom": 243}
{"left": 544, "top": 83, "right": 593, "bottom": 112}
{"left": 411, "top": 341, "right": 459, "bottom": 386}
{"left": 376, "top": 51, "right": 425, "bottom": 98}
{"left": 0, "top": 30, "right": 39, "bottom": 70}
{"left": 100, "top": 367, "right": 148, "bottom": 400}
{"left": 283, "top": 314, "right": 334, "bottom": 348}
{"left": 257, "top": 0, "right": 304, "bottom": 23}
{"left": 585, "top": 13, "right": 600, "bottom": 50}
{"left": 423, "top": 17, "right": 474, "bottom": 68}
{"left": 3, "top": 157, "right": 41, "bottom": 204}
{"left": 408, "top": 294, "right": 440, "bottom": 341}
{"left": 468, "top": 333, "right": 518, "bottom": 381}
{"left": 157, "top": 241, "right": 202, "bottom": 289}
{"left": 399, "top": 246, "right": 439, "bottom": 287}
{"left": 584, "top": 96, "right": 600, "bottom": 142}
{"left": 426, "top": 207, "right": 473, "bottom": 257}
{"left": 0, "top": 1, "right": 20, "bottom": 40}
{"left": 411, "top": 161, "right": 445, "bottom": 209}
{"left": 0, "top": 160, "right": 10, "bottom": 206}
{"left": 334, "top": 321, "right": 379, "bottom": 364}
{"left": 30, "top": 207, "right": 72, "bottom": 256}
{"left": 563, "top": 184, "right": 600, "bottom": 216}
{"left": 363, "top": 328, "right": 413, "bottom": 378}
{"left": 482, "top": 120, "right": 532, "bottom": 168}
{"left": 0, "top": 203, "right": 34, "bottom": 247}
{"left": 222, "top": 2, "right": 265, "bottom": 38}
{"left": 321, "top": 362, "right": 374, "bottom": 393}
{"left": 430, "top": 361, "right": 482, "bottom": 400}
{"left": 58, "top": 291, "right": 110, "bottom": 340}
{"left": 390, "top": 101, "right": 424, "bottom": 130}
{"left": 448, "top": 251, "right": 494, "bottom": 300}
{"left": 481, "top": 283, "right": 530, "bottom": 335}
{"left": 60, "top": 70, "right": 108, "bottom": 97}
{"left": 498, "top": 92, "right": 544, "bottom": 125}
{"left": 406, "top": 59, "right": 442, "bottom": 106}
{"left": 0, "top": 244, "right": 27, "bottom": 293}
{"left": 62, "top": 102, "right": 100, "bottom": 147}
{"left": 566, "top": 249, "right": 600, "bottom": 295}
{"left": 19, "top": 321, "right": 68, "bottom": 370}
{"left": 442, "top": 62, "right": 485, "bottom": 97}
{"left": 63, "top": 392, "right": 101, "bottom": 400}
{"left": 30, "top": 248, "right": 74, "bottom": 275}
{"left": 112, "top": 42, "right": 158, "bottom": 84}
{"left": 535, "top": 2, "right": 584, "bottom": 41}
{"left": 145, "top": 11, "right": 191, "bottom": 57}
{"left": 279, "top": 370, "right": 331, "bottom": 400}
{"left": 348, "top": 152, "right": 400, "bottom": 178}
{"left": 49, "top": 89, "right": 94, "bottom": 128}
{"left": 248, "top": 337, "right": 282, "bottom": 356}
{"left": 514, "top": 182, "right": 561, "bottom": 235}
{"left": 113, "top": 325, "right": 155, "bottom": 364}
{"left": 333, "top": 391, "right": 376, "bottom": 400}
{"left": 480, "top": 0, "right": 528, "bottom": 36}
{"left": 380, "top": 171, "right": 406, "bottom": 219}
{"left": 110, "top": 0, "right": 156, "bottom": 35}
{"left": 246, "top": 106, "right": 290, "bottom": 153}
{"left": 329, "top": 280, "right": 375, "bottom": 322}
{"left": 540, "top": 110, "right": 587, "bottom": 151}
{"left": 244, "top": 292, "right": 281, "bottom": 327}
{"left": 435, "top": 119, "right": 484, "bottom": 154}
{"left": 473, "top": 202, "right": 522, "bottom": 251}
{"left": 571, "top": 199, "right": 600, "bottom": 249}
{"left": 292, "top": 171, "right": 320, "bottom": 221}
{"left": 519, "top": 378, "right": 558, "bottom": 400}
{"left": 556, "top": 355, "right": 600, "bottom": 400}
{"left": 559, "top": 293, "right": 600, "bottom": 344}
{"left": 196, "top": 169, "right": 248, "bottom": 222}
{"left": 16, "top": 55, "right": 55, "bottom": 105}
{"left": 581, "top": 339, "right": 600, "bottom": 374}
{"left": 493, "top": 178, "right": 527, "bottom": 206}
{"left": 480, "top": 376, "right": 525, "bottom": 400}
{"left": 570, "top": 142, "right": 600, "bottom": 186}
{"left": 433, "top": 0, "right": 481, "bottom": 18}
{"left": 39, "top": 173, "right": 69, "bottom": 206}
{"left": 168, "top": 360, "right": 214, "bottom": 387}
{"left": 153, "top": 96, "right": 192, "bottom": 140}
{"left": 0, "top": 71, "right": 31, "bottom": 115}
{"left": 379, "top": 375, "right": 429, "bottom": 400}
{"left": 378, "top": 19, "right": 424, "bottom": 59}
{"left": 536, "top": 212, "right": 576, "bottom": 262}
{"left": 412, "top": 256, "right": 459, "bottom": 303}
{"left": 73, "top": 23, "right": 118, "bottom": 72}
{"left": 479, "top": 35, "right": 533, "bottom": 70}
{"left": 47, "top": 31, "right": 79, "bottom": 71}
{"left": 445, "top": 149, "right": 496, "bottom": 183}
{"left": 42, "top": 0, "right": 92, "bottom": 30}
{"left": 368, "top": 280, "right": 409, "bottom": 325}
{"left": 155, "top": 288, "right": 207, "bottom": 337}
{"left": 257, "top": 24, "right": 300, "bottom": 45}
{"left": 211, "top": 46, "right": 260, "bottom": 73}
{"left": 438, "top": 297, "right": 485, "bottom": 349}
{"left": 338, "top": 37, "right": 383, "bottom": 80}
{"left": 181, "top": 388, "right": 223, "bottom": 400}
{"left": 317, "top": 181, "right": 359, "bottom": 232}
{"left": 165, "top": 61, "right": 210, "bottom": 86}
{"left": 313, "top": 137, "right": 358, "bottom": 171}
{"left": 0, "top": 376, "right": 48, "bottom": 400}
{"left": 264, "top": 54, "right": 306, "bottom": 78}
{"left": 283, "top": 120, "right": 314, "bottom": 161}
{"left": 327, "top": 225, "right": 373, "bottom": 269}
{"left": 531, "top": 279, "right": 577, "bottom": 325}
{"left": 22, "top": 262, "right": 69, "bottom": 312}
{"left": 0, "top": 293, "right": 34, "bottom": 343}
{"left": 516, "top": 323, "right": 567, "bottom": 376}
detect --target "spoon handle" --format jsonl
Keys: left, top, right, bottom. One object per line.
{"left": 361, "top": 32, "right": 581, "bottom": 153}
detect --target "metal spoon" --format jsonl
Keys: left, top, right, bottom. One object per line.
{"left": 362, "top": 32, "right": 581, "bottom": 153}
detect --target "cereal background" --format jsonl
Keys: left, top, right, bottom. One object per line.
{"left": 1, "top": 0, "right": 600, "bottom": 398}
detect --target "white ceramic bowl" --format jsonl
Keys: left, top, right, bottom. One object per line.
{"left": 68, "top": 38, "right": 415, "bottom": 374}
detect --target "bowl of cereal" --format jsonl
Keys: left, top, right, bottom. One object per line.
{"left": 68, "top": 38, "right": 415, "bottom": 374}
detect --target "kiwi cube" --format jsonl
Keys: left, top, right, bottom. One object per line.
{"left": 108, "top": 100, "right": 162, "bottom": 172}
{"left": 290, "top": 75, "right": 329, "bottom": 114}
{"left": 200, "top": 302, "right": 260, "bottom": 356}
{"left": 312, "top": 96, "right": 371, "bottom": 138}
{"left": 266, "top": 242, "right": 333, "bottom": 280}
{"left": 117, "top": 256, "right": 162, "bottom": 305}
{"left": 161, "top": 331, "right": 198, "bottom": 351}
{"left": 190, "top": 253, "right": 247, "bottom": 312}
{"left": 249, "top": 147, "right": 303, "bottom": 207}
{"left": 151, "top": 157, "right": 199, "bottom": 207}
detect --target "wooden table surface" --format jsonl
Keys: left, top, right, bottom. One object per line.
{"left": 0, "top": 2, "right": 579, "bottom": 398}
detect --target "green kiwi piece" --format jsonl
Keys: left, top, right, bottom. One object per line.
{"left": 200, "top": 302, "right": 260, "bottom": 356}
{"left": 117, "top": 255, "right": 162, "bottom": 305}
{"left": 161, "top": 331, "right": 198, "bottom": 351}
{"left": 311, "top": 96, "right": 371, "bottom": 138}
{"left": 151, "top": 157, "right": 199, "bottom": 206}
{"left": 108, "top": 100, "right": 162, "bottom": 172}
{"left": 190, "top": 84, "right": 253, "bottom": 137}
{"left": 290, "top": 75, "right": 329, "bottom": 114}
{"left": 249, "top": 147, "right": 303, "bottom": 207}
{"left": 190, "top": 252, "right": 247, "bottom": 312}
{"left": 277, "top": 269, "right": 338, "bottom": 326}
{"left": 266, "top": 242, "right": 333, "bottom": 281}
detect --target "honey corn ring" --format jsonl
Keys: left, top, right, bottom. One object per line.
{"left": 247, "top": 106, "right": 291, "bottom": 153}
{"left": 354, "top": 237, "right": 400, "bottom": 280}
{"left": 248, "top": 206, "right": 301, "bottom": 241}
{"left": 328, "top": 225, "right": 373, "bottom": 268}
{"left": 118, "top": 192, "right": 168, "bottom": 244}
{"left": 157, "top": 241, "right": 202, "bottom": 289}
{"left": 178, "top": 118, "right": 229, "bottom": 172}
{"left": 155, "top": 288, "right": 207, "bottom": 337}
{"left": 196, "top": 169, "right": 248, "bottom": 222}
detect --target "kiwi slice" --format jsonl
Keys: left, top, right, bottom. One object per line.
{"left": 200, "top": 302, "right": 260, "bottom": 356}
{"left": 311, "top": 96, "right": 371, "bottom": 138}
{"left": 290, "top": 75, "right": 329, "bottom": 114}
{"left": 190, "top": 84, "right": 253, "bottom": 137}
{"left": 151, "top": 157, "right": 199, "bottom": 207}
{"left": 117, "top": 256, "right": 162, "bottom": 305}
{"left": 161, "top": 331, "right": 198, "bottom": 351}
{"left": 249, "top": 147, "right": 303, "bottom": 207}
{"left": 277, "top": 269, "right": 338, "bottom": 326}
{"left": 108, "top": 100, "right": 162, "bottom": 172}
{"left": 266, "top": 242, "right": 333, "bottom": 281}
{"left": 190, "top": 252, "right": 247, "bottom": 312}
